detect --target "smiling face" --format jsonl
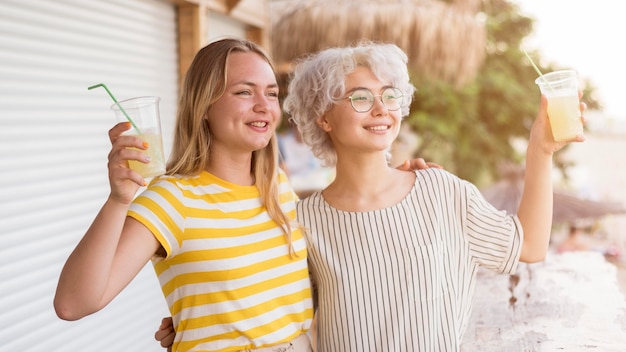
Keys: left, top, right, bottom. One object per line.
{"left": 317, "top": 66, "right": 402, "bottom": 158}
{"left": 206, "top": 51, "right": 281, "bottom": 157}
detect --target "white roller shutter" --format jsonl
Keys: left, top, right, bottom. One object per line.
{"left": 0, "top": 0, "right": 176, "bottom": 351}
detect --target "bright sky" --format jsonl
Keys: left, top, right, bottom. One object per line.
{"left": 515, "top": 0, "right": 625, "bottom": 120}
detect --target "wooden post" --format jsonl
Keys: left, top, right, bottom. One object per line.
{"left": 173, "top": 0, "right": 271, "bottom": 89}
{"left": 177, "top": 2, "right": 205, "bottom": 89}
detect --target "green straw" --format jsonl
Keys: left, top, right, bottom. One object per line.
{"left": 88, "top": 83, "right": 141, "bottom": 133}
{"left": 522, "top": 50, "right": 553, "bottom": 91}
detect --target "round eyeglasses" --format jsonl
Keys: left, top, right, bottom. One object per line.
{"left": 345, "top": 87, "right": 404, "bottom": 113}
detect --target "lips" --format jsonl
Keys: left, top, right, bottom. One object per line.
{"left": 365, "top": 125, "right": 390, "bottom": 131}
{"left": 247, "top": 121, "right": 269, "bottom": 128}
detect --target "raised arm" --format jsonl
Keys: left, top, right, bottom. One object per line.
{"left": 54, "top": 122, "right": 162, "bottom": 320}
{"left": 517, "top": 95, "right": 585, "bottom": 262}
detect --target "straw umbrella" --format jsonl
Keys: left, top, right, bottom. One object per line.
{"left": 480, "top": 165, "right": 626, "bottom": 224}
{"left": 269, "top": 0, "right": 486, "bottom": 87}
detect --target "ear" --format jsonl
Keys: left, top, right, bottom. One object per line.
{"left": 316, "top": 116, "right": 332, "bottom": 132}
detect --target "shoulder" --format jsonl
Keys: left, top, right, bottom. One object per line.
{"left": 150, "top": 173, "right": 200, "bottom": 189}
{"left": 296, "top": 191, "right": 324, "bottom": 210}
{"left": 413, "top": 168, "right": 478, "bottom": 198}
{"left": 277, "top": 167, "right": 289, "bottom": 181}
{"left": 414, "top": 168, "right": 463, "bottom": 186}
{"left": 143, "top": 173, "right": 213, "bottom": 200}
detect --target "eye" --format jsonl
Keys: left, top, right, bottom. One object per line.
{"left": 236, "top": 90, "right": 252, "bottom": 96}
{"left": 267, "top": 91, "right": 279, "bottom": 98}
{"left": 350, "top": 90, "right": 371, "bottom": 102}
{"left": 382, "top": 88, "right": 400, "bottom": 99}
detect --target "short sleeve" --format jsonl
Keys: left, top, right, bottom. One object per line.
{"left": 128, "top": 177, "right": 186, "bottom": 258}
{"left": 463, "top": 180, "right": 523, "bottom": 274}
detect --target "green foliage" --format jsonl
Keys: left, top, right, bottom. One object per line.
{"left": 405, "top": 0, "right": 600, "bottom": 186}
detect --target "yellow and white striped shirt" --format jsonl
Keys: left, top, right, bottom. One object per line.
{"left": 128, "top": 170, "right": 313, "bottom": 352}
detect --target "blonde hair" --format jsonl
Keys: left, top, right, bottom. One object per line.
{"left": 167, "top": 38, "right": 295, "bottom": 255}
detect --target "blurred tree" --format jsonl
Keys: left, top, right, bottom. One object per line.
{"left": 406, "top": 0, "right": 600, "bottom": 186}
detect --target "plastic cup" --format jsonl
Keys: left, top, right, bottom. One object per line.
{"left": 535, "top": 70, "right": 583, "bottom": 141}
{"left": 111, "top": 96, "right": 166, "bottom": 178}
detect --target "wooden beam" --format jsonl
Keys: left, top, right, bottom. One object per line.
{"left": 177, "top": 2, "right": 205, "bottom": 89}
{"left": 173, "top": 0, "right": 271, "bottom": 88}
{"left": 225, "top": 0, "right": 242, "bottom": 12}
{"left": 246, "top": 26, "right": 269, "bottom": 54}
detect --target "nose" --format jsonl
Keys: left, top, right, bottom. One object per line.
{"left": 254, "top": 95, "right": 272, "bottom": 112}
{"left": 371, "top": 95, "right": 388, "bottom": 114}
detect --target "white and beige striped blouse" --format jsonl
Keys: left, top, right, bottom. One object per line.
{"left": 297, "top": 168, "right": 522, "bottom": 352}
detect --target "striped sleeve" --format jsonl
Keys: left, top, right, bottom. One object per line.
{"left": 459, "top": 175, "right": 523, "bottom": 273}
{"left": 129, "top": 176, "right": 187, "bottom": 256}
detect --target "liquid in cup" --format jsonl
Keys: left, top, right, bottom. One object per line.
{"left": 111, "top": 96, "right": 166, "bottom": 178}
{"left": 535, "top": 70, "right": 583, "bottom": 142}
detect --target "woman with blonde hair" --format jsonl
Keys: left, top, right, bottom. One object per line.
{"left": 55, "top": 38, "right": 313, "bottom": 352}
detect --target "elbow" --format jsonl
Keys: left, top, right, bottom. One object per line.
{"left": 519, "top": 252, "right": 547, "bottom": 264}
{"left": 519, "top": 231, "right": 550, "bottom": 263}
{"left": 54, "top": 304, "right": 80, "bottom": 321}
{"left": 53, "top": 295, "right": 96, "bottom": 321}
{"left": 519, "top": 246, "right": 548, "bottom": 263}
{"left": 54, "top": 298, "right": 82, "bottom": 321}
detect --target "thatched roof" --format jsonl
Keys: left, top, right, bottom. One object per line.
{"left": 269, "top": 0, "right": 486, "bottom": 87}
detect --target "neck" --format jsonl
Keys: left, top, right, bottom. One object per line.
{"left": 322, "top": 151, "right": 414, "bottom": 211}
{"left": 206, "top": 149, "right": 255, "bottom": 186}
{"left": 331, "top": 153, "right": 392, "bottom": 194}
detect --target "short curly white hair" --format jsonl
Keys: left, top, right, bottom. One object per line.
{"left": 283, "top": 41, "right": 416, "bottom": 167}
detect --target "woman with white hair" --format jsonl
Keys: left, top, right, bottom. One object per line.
{"left": 283, "top": 41, "right": 585, "bottom": 351}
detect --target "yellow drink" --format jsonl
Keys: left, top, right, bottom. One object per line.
{"left": 546, "top": 95, "right": 583, "bottom": 142}
{"left": 127, "top": 133, "right": 166, "bottom": 178}
{"left": 111, "top": 96, "right": 165, "bottom": 178}
{"left": 535, "top": 70, "right": 583, "bottom": 142}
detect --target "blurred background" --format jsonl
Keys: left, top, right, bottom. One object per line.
{"left": 1, "top": 0, "right": 625, "bottom": 350}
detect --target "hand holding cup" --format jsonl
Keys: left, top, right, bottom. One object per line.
{"left": 535, "top": 70, "right": 584, "bottom": 142}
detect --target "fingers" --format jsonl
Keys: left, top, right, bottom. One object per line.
{"left": 155, "top": 317, "right": 175, "bottom": 349}
{"left": 108, "top": 140, "right": 150, "bottom": 166}
{"left": 559, "top": 133, "right": 585, "bottom": 144}
{"left": 159, "top": 332, "right": 175, "bottom": 349}
{"left": 109, "top": 165, "right": 146, "bottom": 188}
{"left": 532, "top": 94, "right": 585, "bottom": 156}
{"left": 539, "top": 94, "right": 549, "bottom": 117}
{"left": 579, "top": 101, "right": 587, "bottom": 126}
{"left": 396, "top": 158, "right": 445, "bottom": 171}
{"left": 578, "top": 96, "right": 587, "bottom": 142}
{"left": 107, "top": 124, "right": 150, "bottom": 187}
{"left": 162, "top": 317, "right": 173, "bottom": 328}
{"left": 108, "top": 122, "right": 132, "bottom": 143}
{"left": 425, "top": 162, "right": 444, "bottom": 170}
{"left": 107, "top": 148, "right": 147, "bottom": 188}
{"left": 404, "top": 158, "right": 427, "bottom": 170}
{"left": 396, "top": 160, "right": 411, "bottom": 171}
{"left": 108, "top": 122, "right": 149, "bottom": 160}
